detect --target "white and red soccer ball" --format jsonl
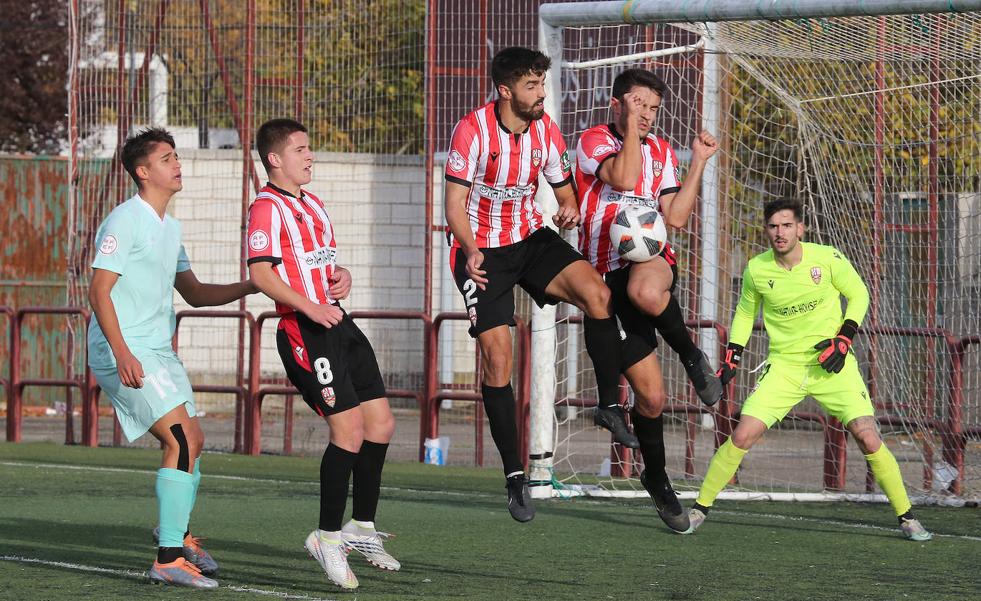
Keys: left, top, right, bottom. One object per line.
{"left": 609, "top": 204, "right": 667, "bottom": 263}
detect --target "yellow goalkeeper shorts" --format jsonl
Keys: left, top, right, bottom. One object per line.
{"left": 739, "top": 353, "right": 875, "bottom": 428}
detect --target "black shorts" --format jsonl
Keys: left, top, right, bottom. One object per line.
{"left": 276, "top": 310, "right": 387, "bottom": 416}
{"left": 605, "top": 254, "right": 679, "bottom": 370}
{"left": 452, "top": 228, "right": 584, "bottom": 338}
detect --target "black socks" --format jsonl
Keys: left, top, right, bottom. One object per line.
{"left": 650, "top": 295, "right": 699, "bottom": 364}
{"left": 584, "top": 316, "right": 625, "bottom": 409}
{"left": 481, "top": 383, "right": 522, "bottom": 476}
{"left": 352, "top": 440, "right": 389, "bottom": 523}
{"left": 319, "top": 443, "right": 358, "bottom": 531}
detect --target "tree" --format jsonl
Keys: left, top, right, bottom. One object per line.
{"left": 0, "top": 0, "right": 68, "bottom": 154}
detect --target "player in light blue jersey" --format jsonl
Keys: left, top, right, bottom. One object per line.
{"left": 87, "top": 128, "right": 257, "bottom": 588}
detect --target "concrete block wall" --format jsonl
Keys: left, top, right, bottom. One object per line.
{"left": 168, "top": 150, "right": 429, "bottom": 398}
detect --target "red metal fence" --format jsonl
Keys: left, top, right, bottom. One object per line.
{"left": 0, "top": 305, "right": 976, "bottom": 494}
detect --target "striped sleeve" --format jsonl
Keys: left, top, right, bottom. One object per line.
{"left": 246, "top": 198, "right": 283, "bottom": 266}
{"left": 542, "top": 118, "right": 573, "bottom": 186}
{"left": 445, "top": 116, "right": 480, "bottom": 187}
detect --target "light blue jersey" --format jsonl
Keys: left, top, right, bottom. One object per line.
{"left": 87, "top": 194, "right": 191, "bottom": 363}
{"left": 87, "top": 194, "right": 196, "bottom": 441}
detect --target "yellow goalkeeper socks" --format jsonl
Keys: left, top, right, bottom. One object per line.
{"left": 695, "top": 438, "right": 748, "bottom": 508}
{"left": 865, "top": 444, "right": 913, "bottom": 516}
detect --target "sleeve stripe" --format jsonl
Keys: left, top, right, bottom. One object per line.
{"left": 658, "top": 186, "right": 681, "bottom": 198}
{"left": 247, "top": 256, "right": 283, "bottom": 266}
{"left": 445, "top": 174, "right": 472, "bottom": 188}
{"left": 596, "top": 153, "right": 617, "bottom": 174}
{"left": 548, "top": 175, "right": 573, "bottom": 189}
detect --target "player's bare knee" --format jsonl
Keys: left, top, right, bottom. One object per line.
{"left": 167, "top": 423, "right": 193, "bottom": 472}
{"left": 580, "top": 281, "right": 612, "bottom": 318}
{"left": 634, "top": 389, "right": 667, "bottom": 417}
{"left": 730, "top": 425, "right": 763, "bottom": 450}
{"left": 367, "top": 409, "right": 396, "bottom": 443}
{"left": 331, "top": 428, "right": 365, "bottom": 453}
{"left": 480, "top": 348, "right": 513, "bottom": 385}
{"left": 853, "top": 430, "right": 882, "bottom": 455}
{"left": 847, "top": 417, "right": 881, "bottom": 454}
{"left": 628, "top": 282, "right": 667, "bottom": 315}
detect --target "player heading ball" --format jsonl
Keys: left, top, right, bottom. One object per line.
{"left": 444, "top": 47, "right": 634, "bottom": 522}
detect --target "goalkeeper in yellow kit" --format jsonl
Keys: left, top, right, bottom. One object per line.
{"left": 684, "top": 198, "right": 931, "bottom": 541}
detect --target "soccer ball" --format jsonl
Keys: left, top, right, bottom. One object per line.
{"left": 609, "top": 204, "right": 667, "bottom": 262}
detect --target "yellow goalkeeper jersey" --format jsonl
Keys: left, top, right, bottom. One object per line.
{"left": 729, "top": 241, "right": 870, "bottom": 365}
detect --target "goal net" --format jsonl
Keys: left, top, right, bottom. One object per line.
{"left": 535, "top": 6, "right": 981, "bottom": 503}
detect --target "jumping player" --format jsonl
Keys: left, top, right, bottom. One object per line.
{"left": 575, "top": 68, "right": 723, "bottom": 531}
{"left": 444, "top": 47, "right": 632, "bottom": 523}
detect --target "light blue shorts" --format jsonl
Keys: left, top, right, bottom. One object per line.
{"left": 91, "top": 348, "right": 196, "bottom": 442}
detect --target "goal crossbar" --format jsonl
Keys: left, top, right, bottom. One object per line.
{"left": 541, "top": 0, "right": 981, "bottom": 26}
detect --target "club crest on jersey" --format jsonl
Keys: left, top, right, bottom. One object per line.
{"left": 249, "top": 230, "right": 269, "bottom": 251}
{"left": 448, "top": 149, "right": 466, "bottom": 172}
{"left": 321, "top": 386, "right": 336, "bottom": 407}
{"left": 811, "top": 267, "right": 822, "bottom": 284}
{"left": 531, "top": 148, "right": 542, "bottom": 167}
{"left": 98, "top": 234, "right": 118, "bottom": 255}
{"left": 652, "top": 159, "right": 664, "bottom": 178}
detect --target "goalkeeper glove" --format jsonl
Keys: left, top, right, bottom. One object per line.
{"left": 716, "top": 343, "right": 743, "bottom": 386}
{"left": 814, "top": 320, "right": 859, "bottom": 374}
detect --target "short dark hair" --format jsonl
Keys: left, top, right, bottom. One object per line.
{"left": 256, "top": 118, "right": 308, "bottom": 172}
{"left": 121, "top": 127, "right": 175, "bottom": 187}
{"left": 491, "top": 47, "right": 551, "bottom": 90}
{"left": 763, "top": 198, "right": 804, "bottom": 223}
{"left": 611, "top": 68, "right": 667, "bottom": 101}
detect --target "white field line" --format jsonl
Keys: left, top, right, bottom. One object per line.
{"left": 2, "top": 460, "right": 978, "bottom": 541}
{"left": 0, "top": 555, "right": 338, "bottom": 600}
{"left": 0, "top": 460, "right": 471, "bottom": 497}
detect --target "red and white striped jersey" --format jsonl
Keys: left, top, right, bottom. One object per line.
{"left": 246, "top": 183, "right": 338, "bottom": 318}
{"left": 444, "top": 101, "right": 573, "bottom": 248}
{"left": 576, "top": 123, "right": 681, "bottom": 274}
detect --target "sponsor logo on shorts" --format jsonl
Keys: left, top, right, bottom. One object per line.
{"left": 249, "top": 230, "right": 269, "bottom": 251}
{"left": 448, "top": 149, "right": 467, "bottom": 173}
{"left": 811, "top": 267, "right": 822, "bottom": 284}
{"left": 321, "top": 386, "right": 336, "bottom": 407}
{"left": 468, "top": 306, "right": 477, "bottom": 326}
{"left": 294, "top": 345, "right": 304, "bottom": 360}
{"left": 98, "top": 235, "right": 118, "bottom": 255}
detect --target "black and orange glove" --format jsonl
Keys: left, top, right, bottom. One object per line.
{"left": 814, "top": 320, "right": 859, "bottom": 373}
{"left": 716, "top": 343, "right": 743, "bottom": 386}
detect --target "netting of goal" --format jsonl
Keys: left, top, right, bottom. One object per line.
{"left": 529, "top": 1, "right": 981, "bottom": 504}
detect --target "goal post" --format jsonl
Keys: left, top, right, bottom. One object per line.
{"left": 533, "top": 0, "right": 981, "bottom": 503}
